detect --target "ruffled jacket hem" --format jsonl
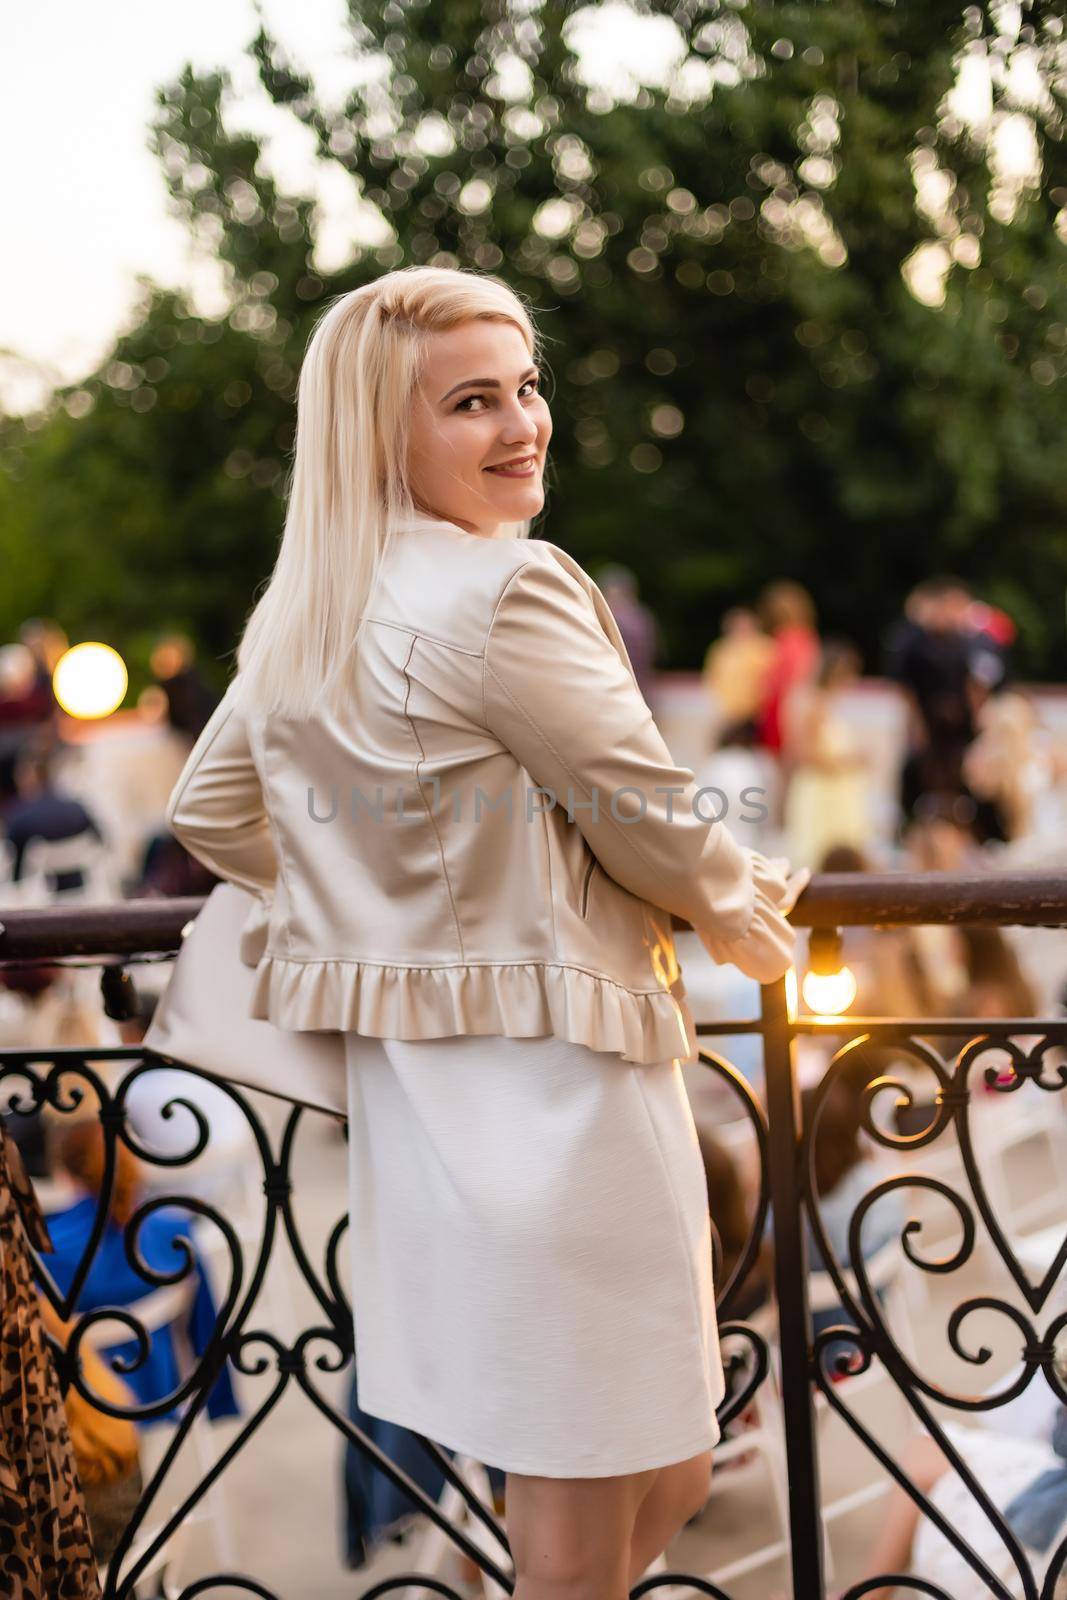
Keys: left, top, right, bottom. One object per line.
{"left": 248, "top": 955, "right": 697, "bottom": 1067}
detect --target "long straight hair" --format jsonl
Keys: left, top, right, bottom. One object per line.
{"left": 235, "top": 266, "right": 540, "bottom": 720}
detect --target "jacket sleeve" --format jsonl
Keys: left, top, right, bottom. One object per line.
{"left": 482, "top": 554, "right": 797, "bottom": 983}
{"left": 164, "top": 677, "right": 279, "bottom": 902}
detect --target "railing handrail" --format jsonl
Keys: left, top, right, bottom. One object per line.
{"left": 4, "top": 873, "right": 1067, "bottom": 1596}
{"left": 2, "top": 869, "right": 1067, "bottom": 962}
{"left": 781, "top": 867, "right": 1067, "bottom": 928}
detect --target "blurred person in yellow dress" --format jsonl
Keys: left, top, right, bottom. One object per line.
{"left": 781, "top": 641, "right": 869, "bottom": 870}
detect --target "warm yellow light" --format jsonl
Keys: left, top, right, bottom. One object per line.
{"left": 802, "top": 965, "right": 858, "bottom": 1016}
{"left": 53, "top": 643, "right": 128, "bottom": 719}
{"left": 784, "top": 964, "right": 799, "bottom": 1022}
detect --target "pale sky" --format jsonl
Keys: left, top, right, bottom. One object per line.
{"left": 0, "top": 3, "right": 715, "bottom": 415}
{"left": 0, "top": 0, "right": 364, "bottom": 413}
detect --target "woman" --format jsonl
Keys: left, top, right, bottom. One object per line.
{"left": 781, "top": 639, "right": 869, "bottom": 870}
{"left": 44, "top": 1119, "right": 239, "bottom": 1422}
{"left": 701, "top": 606, "right": 774, "bottom": 740}
{"left": 165, "top": 265, "right": 806, "bottom": 1598}
{"left": 753, "top": 579, "right": 820, "bottom": 759}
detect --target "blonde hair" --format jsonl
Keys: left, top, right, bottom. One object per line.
{"left": 236, "top": 265, "right": 541, "bottom": 719}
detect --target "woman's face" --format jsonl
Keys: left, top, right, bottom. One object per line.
{"left": 406, "top": 319, "right": 552, "bottom": 536}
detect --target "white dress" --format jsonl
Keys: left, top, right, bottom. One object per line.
{"left": 343, "top": 1029, "right": 725, "bottom": 1477}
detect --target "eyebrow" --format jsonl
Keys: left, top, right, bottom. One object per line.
{"left": 440, "top": 366, "right": 539, "bottom": 403}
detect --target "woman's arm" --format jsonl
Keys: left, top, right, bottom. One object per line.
{"left": 164, "top": 678, "right": 278, "bottom": 901}
{"left": 482, "top": 554, "right": 799, "bottom": 982}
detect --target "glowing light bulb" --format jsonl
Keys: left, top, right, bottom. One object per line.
{"left": 802, "top": 965, "right": 858, "bottom": 1016}
{"left": 53, "top": 643, "right": 128, "bottom": 719}
{"left": 784, "top": 964, "right": 800, "bottom": 1022}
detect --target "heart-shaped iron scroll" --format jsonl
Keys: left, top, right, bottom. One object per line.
{"left": 952, "top": 1032, "right": 1067, "bottom": 1316}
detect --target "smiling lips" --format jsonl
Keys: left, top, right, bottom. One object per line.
{"left": 484, "top": 455, "right": 539, "bottom": 477}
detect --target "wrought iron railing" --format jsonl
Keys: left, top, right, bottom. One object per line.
{"left": 1, "top": 870, "right": 1066, "bottom": 1599}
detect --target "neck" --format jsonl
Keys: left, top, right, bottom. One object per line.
{"left": 399, "top": 508, "right": 502, "bottom": 539}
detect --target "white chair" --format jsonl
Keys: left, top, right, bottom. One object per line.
{"left": 99, "top": 1514, "right": 193, "bottom": 1600}
{"left": 126, "top": 1062, "right": 296, "bottom": 1357}
{"left": 702, "top": 1337, "right": 795, "bottom": 1586}
{"left": 810, "top": 1237, "right": 920, "bottom": 1586}
{"left": 884, "top": 1057, "right": 1067, "bottom": 1273}
{"left": 1014, "top": 1220, "right": 1067, "bottom": 1295}
{"left": 698, "top": 1239, "right": 916, "bottom": 1588}
{"left": 17, "top": 830, "right": 122, "bottom": 904}
{"left": 407, "top": 1454, "right": 509, "bottom": 1600}
{"left": 0, "top": 853, "right": 48, "bottom": 908}
{"left": 967, "top": 1075, "right": 1067, "bottom": 1235}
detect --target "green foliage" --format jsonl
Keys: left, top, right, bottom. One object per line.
{"left": 0, "top": 285, "right": 295, "bottom": 693}
{"left": 2, "top": 2, "right": 1066, "bottom": 685}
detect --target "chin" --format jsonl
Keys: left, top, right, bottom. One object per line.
{"left": 486, "top": 485, "right": 544, "bottom": 521}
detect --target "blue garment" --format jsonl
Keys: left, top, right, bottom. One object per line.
{"left": 1004, "top": 1406, "right": 1067, "bottom": 1554}
{"left": 44, "top": 1197, "right": 239, "bottom": 1424}
{"left": 344, "top": 1365, "right": 505, "bottom": 1568}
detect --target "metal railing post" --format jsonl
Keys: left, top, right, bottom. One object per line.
{"left": 762, "top": 973, "right": 825, "bottom": 1597}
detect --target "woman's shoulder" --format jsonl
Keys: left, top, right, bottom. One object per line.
{"left": 520, "top": 536, "right": 596, "bottom": 588}
{"left": 491, "top": 537, "right": 604, "bottom": 614}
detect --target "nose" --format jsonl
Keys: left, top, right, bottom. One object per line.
{"left": 498, "top": 397, "right": 539, "bottom": 449}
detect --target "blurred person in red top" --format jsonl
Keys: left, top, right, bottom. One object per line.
{"left": 964, "top": 597, "right": 1016, "bottom": 709}
{"left": 754, "top": 580, "right": 820, "bottom": 757}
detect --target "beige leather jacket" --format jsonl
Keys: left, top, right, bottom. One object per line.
{"left": 165, "top": 515, "right": 798, "bottom": 1066}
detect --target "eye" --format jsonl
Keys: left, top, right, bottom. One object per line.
{"left": 454, "top": 374, "right": 547, "bottom": 412}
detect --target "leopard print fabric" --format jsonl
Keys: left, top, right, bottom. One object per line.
{"left": 0, "top": 1120, "right": 102, "bottom": 1599}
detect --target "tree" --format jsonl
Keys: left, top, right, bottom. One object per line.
{"left": 2, "top": 2, "right": 1066, "bottom": 687}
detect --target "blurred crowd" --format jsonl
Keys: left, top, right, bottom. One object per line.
{"left": 699, "top": 572, "right": 1067, "bottom": 865}
{"left": 601, "top": 564, "right": 1067, "bottom": 873}
{"left": 2, "top": 580, "right": 1067, "bottom": 1588}
{"left": 604, "top": 566, "right": 1067, "bottom": 1595}
{"left": 0, "top": 622, "right": 219, "bottom": 907}
{"left": 0, "top": 624, "right": 239, "bottom": 1570}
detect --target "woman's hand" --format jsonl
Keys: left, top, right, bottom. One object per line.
{"left": 696, "top": 853, "right": 809, "bottom": 982}
{"left": 763, "top": 860, "right": 811, "bottom": 917}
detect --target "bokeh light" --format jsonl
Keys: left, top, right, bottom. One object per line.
{"left": 53, "top": 642, "right": 128, "bottom": 719}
